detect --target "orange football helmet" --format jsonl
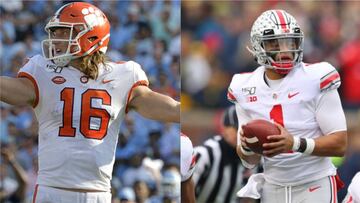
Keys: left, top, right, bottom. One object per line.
{"left": 42, "top": 2, "right": 110, "bottom": 66}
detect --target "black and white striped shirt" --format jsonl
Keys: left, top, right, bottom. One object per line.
{"left": 193, "top": 135, "right": 253, "bottom": 203}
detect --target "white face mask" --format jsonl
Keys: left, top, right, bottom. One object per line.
{"left": 262, "top": 36, "right": 302, "bottom": 68}
{"left": 41, "top": 22, "right": 87, "bottom": 67}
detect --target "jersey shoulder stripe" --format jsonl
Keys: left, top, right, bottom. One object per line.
{"left": 227, "top": 88, "right": 237, "bottom": 103}
{"left": 320, "top": 70, "right": 340, "bottom": 92}
{"left": 303, "top": 62, "right": 341, "bottom": 92}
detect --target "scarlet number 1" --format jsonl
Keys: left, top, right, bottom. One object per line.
{"left": 59, "top": 88, "right": 111, "bottom": 140}
{"left": 270, "top": 104, "right": 284, "bottom": 127}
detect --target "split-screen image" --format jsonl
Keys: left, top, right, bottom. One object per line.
{"left": 0, "top": 1, "right": 359, "bottom": 203}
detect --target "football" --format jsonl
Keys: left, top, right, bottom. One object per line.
{"left": 242, "top": 119, "right": 280, "bottom": 154}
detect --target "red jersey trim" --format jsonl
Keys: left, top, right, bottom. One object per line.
{"left": 17, "top": 72, "right": 39, "bottom": 108}
{"left": 125, "top": 80, "right": 149, "bottom": 113}
{"left": 347, "top": 195, "right": 353, "bottom": 203}
{"left": 32, "top": 184, "right": 39, "bottom": 203}
{"left": 190, "top": 154, "right": 196, "bottom": 167}
{"left": 227, "top": 91, "right": 237, "bottom": 102}
{"left": 320, "top": 73, "right": 340, "bottom": 89}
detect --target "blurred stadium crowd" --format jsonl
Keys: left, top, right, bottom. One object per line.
{"left": 181, "top": 1, "right": 360, "bottom": 202}
{"left": 0, "top": 0, "right": 180, "bottom": 202}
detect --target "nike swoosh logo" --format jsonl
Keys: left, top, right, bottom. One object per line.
{"left": 102, "top": 79, "right": 114, "bottom": 84}
{"left": 309, "top": 186, "right": 321, "bottom": 192}
{"left": 288, "top": 92, "right": 299, "bottom": 99}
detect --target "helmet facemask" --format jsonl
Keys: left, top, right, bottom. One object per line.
{"left": 42, "top": 22, "right": 88, "bottom": 67}
{"left": 255, "top": 32, "right": 304, "bottom": 74}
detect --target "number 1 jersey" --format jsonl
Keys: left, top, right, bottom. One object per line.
{"left": 18, "top": 55, "right": 148, "bottom": 191}
{"left": 228, "top": 62, "right": 347, "bottom": 186}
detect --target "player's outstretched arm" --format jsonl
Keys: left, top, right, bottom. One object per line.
{"left": 0, "top": 76, "right": 36, "bottom": 106}
{"left": 128, "top": 85, "right": 180, "bottom": 123}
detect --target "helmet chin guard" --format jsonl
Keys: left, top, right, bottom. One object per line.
{"left": 249, "top": 10, "right": 304, "bottom": 74}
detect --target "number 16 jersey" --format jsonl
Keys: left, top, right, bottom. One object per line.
{"left": 18, "top": 55, "right": 148, "bottom": 191}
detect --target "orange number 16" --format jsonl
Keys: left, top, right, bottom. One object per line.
{"left": 59, "top": 88, "right": 111, "bottom": 140}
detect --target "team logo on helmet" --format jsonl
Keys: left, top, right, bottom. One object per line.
{"left": 81, "top": 7, "right": 106, "bottom": 28}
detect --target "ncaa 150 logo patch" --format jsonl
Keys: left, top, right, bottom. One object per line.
{"left": 242, "top": 87, "right": 257, "bottom": 102}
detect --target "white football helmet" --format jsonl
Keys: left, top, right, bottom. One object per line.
{"left": 249, "top": 10, "right": 304, "bottom": 74}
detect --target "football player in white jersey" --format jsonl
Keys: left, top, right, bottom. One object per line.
{"left": 0, "top": 2, "right": 179, "bottom": 203}
{"left": 180, "top": 133, "right": 196, "bottom": 203}
{"left": 342, "top": 172, "right": 360, "bottom": 203}
{"left": 228, "top": 10, "right": 347, "bottom": 203}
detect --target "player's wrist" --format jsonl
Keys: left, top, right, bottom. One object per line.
{"left": 295, "top": 138, "right": 315, "bottom": 155}
{"left": 292, "top": 136, "right": 301, "bottom": 151}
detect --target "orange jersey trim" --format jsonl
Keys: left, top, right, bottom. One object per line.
{"left": 125, "top": 80, "right": 149, "bottom": 113}
{"left": 17, "top": 72, "right": 39, "bottom": 108}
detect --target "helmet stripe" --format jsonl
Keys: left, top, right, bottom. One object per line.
{"left": 275, "top": 10, "right": 288, "bottom": 31}
{"left": 55, "top": 3, "right": 72, "bottom": 16}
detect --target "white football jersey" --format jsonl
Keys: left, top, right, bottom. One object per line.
{"left": 180, "top": 134, "right": 196, "bottom": 182}
{"left": 18, "top": 55, "right": 148, "bottom": 191}
{"left": 343, "top": 172, "right": 360, "bottom": 203}
{"left": 228, "top": 62, "right": 347, "bottom": 186}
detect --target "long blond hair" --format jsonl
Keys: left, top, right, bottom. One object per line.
{"left": 79, "top": 51, "right": 107, "bottom": 80}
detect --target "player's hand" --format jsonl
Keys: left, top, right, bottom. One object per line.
{"left": 262, "top": 122, "right": 293, "bottom": 157}
{"left": 240, "top": 126, "right": 251, "bottom": 150}
{"left": 1, "top": 148, "right": 15, "bottom": 163}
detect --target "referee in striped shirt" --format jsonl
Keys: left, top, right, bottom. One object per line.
{"left": 192, "top": 106, "right": 258, "bottom": 203}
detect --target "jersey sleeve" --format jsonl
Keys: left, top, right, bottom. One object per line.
{"left": 348, "top": 172, "right": 360, "bottom": 203}
{"left": 315, "top": 89, "right": 347, "bottom": 135}
{"left": 17, "top": 55, "right": 41, "bottom": 108}
{"left": 317, "top": 62, "right": 341, "bottom": 92}
{"left": 180, "top": 134, "right": 196, "bottom": 182}
{"left": 124, "top": 61, "right": 150, "bottom": 113}
{"left": 227, "top": 74, "right": 246, "bottom": 104}
{"left": 227, "top": 87, "right": 238, "bottom": 103}
{"left": 130, "top": 61, "right": 149, "bottom": 85}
